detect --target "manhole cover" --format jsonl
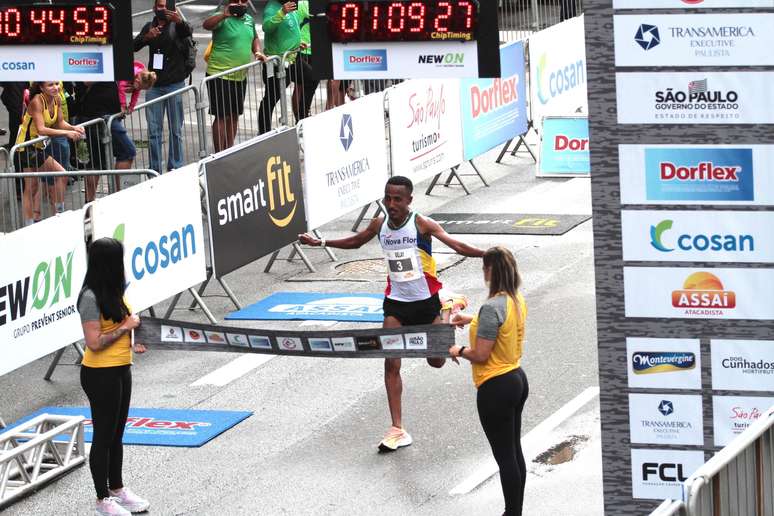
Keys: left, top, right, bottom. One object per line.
{"left": 533, "top": 435, "right": 589, "bottom": 466}
{"left": 335, "top": 259, "right": 386, "bottom": 275}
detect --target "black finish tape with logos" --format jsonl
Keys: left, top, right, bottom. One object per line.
{"left": 429, "top": 213, "right": 591, "bottom": 235}
{"left": 203, "top": 129, "right": 307, "bottom": 277}
{"left": 135, "top": 317, "right": 455, "bottom": 358}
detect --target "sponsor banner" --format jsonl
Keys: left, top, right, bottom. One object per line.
{"left": 538, "top": 116, "right": 590, "bottom": 177}
{"left": 629, "top": 393, "right": 704, "bottom": 445}
{"left": 388, "top": 79, "right": 464, "bottom": 183}
{"left": 616, "top": 72, "right": 774, "bottom": 124}
{"left": 626, "top": 338, "right": 702, "bottom": 390}
{"left": 0, "top": 211, "right": 87, "bottom": 377}
{"left": 614, "top": 14, "right": 774, "bottom": 67}
{"left": 711, "top": 339, "right": 774, "bottom": 392}
{"left": 712, "top": 395, "right": 774, "bottom": 447}
{"left": 619, "top": 145, "right": 774, "bottom": 205}
{"left": 203, "top": 129, "right": 306, "bottom": 277}
{"left": 91, "top": 165, "right": 206, "bottom": 312}
{"left": 460, "top": 41, "right": 528, "bottom": 160}
{"left": 614, "top": 0, "right": 774, "bottom": 7}
{"left": 301, "top": 93, "right": 389, "bottom": 230}
{"left": 135, "top": 317, "right": 453, "bottom": 358}
{"left": 631, "top": 449, "right": 705, "bottom": 500}
{"left": 621, "top": 210, "right": 774, "bottom": 263}
{"left": 225, "top": 292, "right": 384, "bottom": 322}
{"left": 332, "top": 41, "right": 479, "bottom": 79}
{"left": 624, "top": 267, "right": 774, "bottom": 320}
{"left": 429, "top": 213, "right": 590, "bottom": 235}
{"left": 0, "top": 45, "right": 115, "bottom": 81}
{"left": 528, "top": 16, "right": 588, "bottom": 122}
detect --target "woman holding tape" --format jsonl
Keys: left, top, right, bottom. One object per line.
{"left": 449, "top": 246, "right": 529, "bottom": 516}
{"left": 77, "top": 238, "right": 149, "bottom": 516}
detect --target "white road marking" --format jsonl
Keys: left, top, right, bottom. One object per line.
{"left": 449, "top": 386, "right": 600, "bottom": 496}
{"left": 190, "top": 354, "right": 275, "bottom": 387}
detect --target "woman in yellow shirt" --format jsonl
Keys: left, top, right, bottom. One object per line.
{"left": 77, "top": 238, "right": 149, "bottom": 516}
{"left": 449, "top": 246, "right": 529, "bottom": 516}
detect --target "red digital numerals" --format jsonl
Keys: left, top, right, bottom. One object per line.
{"left": 0, "top": 6, "right": 111, "bottom": 45}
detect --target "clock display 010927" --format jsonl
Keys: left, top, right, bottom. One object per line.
{"left": 0, "top": 4, "right": 113, "bottom": 46}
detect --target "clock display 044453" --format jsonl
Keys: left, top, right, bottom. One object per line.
{"left": 0, "top": 5, "right": 113, "bottom": 46}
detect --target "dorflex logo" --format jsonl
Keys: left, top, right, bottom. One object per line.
{"left": 470, "top": 76, "right": 519, "bottom": 119}
{"left": 644, "top": 148, "right": 753, "bottom": 202}
{"left": 635, "top": 24, "right": 661, "bottom": 50}
{"left": 417, "top": 52, "right": 465, "bottom": 67}
{"left": 114, "top": 222, "right": 199, "bottom": 282}
{"left": 339, "top": 114, "right": 354, "bottom": 151}
{"left": 649, "top": 219, "right": 754, "bottom": 254}
{"left": 671, "top": 271, "right": 735, "bottom": 316}
{"left": 657, "top": 400, "right": 674, "bottom": 416}
{"left": 83, "top": 417, "right": 211, "bottom": 431}
{"left": 632, "top": 351, "right": 697, "bottom": 375}
{"left": 343, "top": 49, "right": 388, "bottom": 72}
{"left": 535, "top": 53, "right": 585, "bottom": 106}
{"left": 554, "top": 134, "right": 588, "bottom": 152}
{"left": 63, "top": 52, "right": 103, "bottom": 74}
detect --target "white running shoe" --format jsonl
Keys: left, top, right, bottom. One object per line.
{"left": 95, "top": 497, "right": 131, "bottom": 516}
{"left": 108, "top": 487, "right": 150, "bottom": 513}
{"left": 378, "top": 426, "right": 413, "bottom": 452}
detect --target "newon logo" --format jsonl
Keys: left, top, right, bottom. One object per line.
{"left": 629, "top": 393, "right": 704, "bottom": 445}
{"left": 713, "top": 395, "right": 774, "bottom": 447}
{"left": 627, "top": 338, "right": 701, "bottom": 390}
{"left": 711, "top": 340, "right": 774, "bottom": 392}
{"left": 631, "top": 449, "right": 705, "bottom": 500}
{"left": 343, "top": 49, "right": 388, "bottom": 72}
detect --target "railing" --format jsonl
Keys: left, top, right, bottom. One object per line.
{"left": 500, "top": 0, "right": 584, "bottom": 41}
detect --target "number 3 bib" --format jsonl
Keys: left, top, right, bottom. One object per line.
{"left": 385, "top": 249, "right": 422, "bottom": 283}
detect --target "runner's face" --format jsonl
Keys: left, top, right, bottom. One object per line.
{"left": 384, "top": 185, "right": 411, "bottom": 224}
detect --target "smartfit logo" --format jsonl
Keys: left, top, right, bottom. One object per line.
{"left": 650, "top": 219, "right": 754, "bottom": 254}
{"left": 343, "top": 50, "right": 388, "bottom": 72}
{"left": 340, "top": 114, "right": 353, "bottom": 151}
{"left": 63, "top": 52, "right": 103, "bottom": 74}
{"left": 635, "top": 24, "right": 661, "bottom": 50}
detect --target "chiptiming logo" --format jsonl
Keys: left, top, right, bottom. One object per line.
{"left": 632, "top": 351, "right": 696, "bottom": 375}
{"left": 671, "top": 271, "right": 735, "bottom": 316}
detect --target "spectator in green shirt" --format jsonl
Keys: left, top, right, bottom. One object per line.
{"left": 203, "top": 0, "right": 266, "bottom": 151}
{"left": 292, "top": 1, "right": 319, "bottom": 118}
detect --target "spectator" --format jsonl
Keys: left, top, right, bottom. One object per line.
{"left": 14, "top": 82, "right": 84, "bottom": 226}
{"left": 118, "top": 61, "right": 157, "bottom": 115}
{"left": 203, "top": 0, "right": 266, "bottom": 152}
{"left": 293, "top": 1, "right": 319, "bottom": 117}
{"left": 134, "top": 0, "right": 192, "bottom": 173}
{"left": 22, "top": 82, "right": 73, "bottom": 170}
{"left": 258, "top": 0, "right": 317, "bottom": 134}
{"left": 1, "top": 82, "right": 24, "bottom": 150}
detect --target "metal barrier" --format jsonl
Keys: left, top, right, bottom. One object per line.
{"left": 0, "top": 414, "right": 86, "bottom": 510}
{"left": 651, "top": 499, "right": 688, "bottom": 516}
{"left": 500, "top": 0, "right": 584, "bottom": 41}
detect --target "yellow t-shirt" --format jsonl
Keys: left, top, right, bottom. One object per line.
{"left": 469, "top": 293, "right": 527, "bottom": 388}
{"left": 79, "top": 289, "right": 132, "bottom": 368}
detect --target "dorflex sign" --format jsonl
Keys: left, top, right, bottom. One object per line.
{"left": 627, "top": 338, "right": 701, "bottom": 390}
{"left": 624, "top": 267, "right": 774, "bottom": 320}
{"left": 711, "top": 340, "right": 774, "bottom": 392}
{"left": 0, "top": 211, "right": 87, "bottom": 376}
{"left": 614, "top": 0, "right": 774, "bottom": 7}
{"left": 621, "top": 210, "right": 774, "bottom": 263}
{"left": 712, "top": 395, "right": 774, "bottom": 447}
{"left": 631, "top": 449, "right": 705, "bottom": 500}
{"left": 388, "top": 79, "right": 463, "bottom": 183}
{"left": 90, "top": 165, "right": 206, "bottom": 312}
{"left": 459, "top": 41, "right": 528, "bottom": 160}
{"left": 538, "top": 116, "right": 590, "bottom": 177}
{"left": 301, "top": 92, "right": 389, "bottom": 230}
{"left": 619, "top": 145, "right": 774, "bottom": 205}
{"left": 616, "top": 72, "right": 774, "bottom": 124}
{"left": 528, "top": 15, "right": 588, "bottom": 122}
{"left": 204, "top": 129, "right": 306, "bottom": 277}
{"left": 614, "top": 14, "right": 774, "bottom": 67}
{"left": 629, "top": 393, "right": 704, "bottom": 446}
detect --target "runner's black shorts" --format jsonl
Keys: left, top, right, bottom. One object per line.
{"left": 383, "top": 293, "right": 441, "bottom": 326}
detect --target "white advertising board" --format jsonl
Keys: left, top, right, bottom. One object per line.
{"left": 301, "top": 92, "right": 390, "bottom": 230}
{"left": 614, "top": 0, "right": 774, "bottom": 7}
{"left": 0, "top": 211, "right": 87, "bottom": 376}
{"left": 629, "top": 393, "right": 704, "bottom": 446}
{"left": 621, "top": 210, "right": 774, "bottom": 263}
{"left": 627, "top": 338, "right": 702, "bottom": 390}
{"left": 624, "top": 267, "right": 774, "bottom": 320}
{"left": 528, "top": 16, "right": 588, "bottom": 122}
{"left": 614, "top": 14, "right": 774, "bottom": 67}
{"left": 713, "top": 395, "right": 774, "bottom": 447}
{"left": 91, "top": 165, "right": 207, "bottom": 312}
{"left": 711, "top": 340, "right": 774, "bottom": 392}
{"left": 387, "top": 79, "right": 464, "bottom": 183}
{"left": 631, "top": 448, "right": 705, "bottom": 500}
{"left": 618, "top": 144, "right": 774, "bottom": 206}
{"left": 0, "top": 45, "right": 115, "bottom": 82}
{"left": 616, "top": 72, "right": 774, "bottom": 125}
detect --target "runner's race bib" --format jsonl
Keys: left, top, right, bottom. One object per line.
{"left": 385, "top": 249, "right": 422, "bottom": 282}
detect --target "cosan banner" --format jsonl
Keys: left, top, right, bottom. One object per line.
{"left": 460, "top": 41, "right": 528, "bottom": 161}
{"left": 528, "top": 16, "right": 588, "bottom": 123}
{"left": 388, "top": 79, "right": 464, "bottom": 183}
{"left": 301, "top": 92, "right": 389, "bottom": 230}
{"left": 538, "top": 116, "right": 590, "bottom": 177}
{"left": 91, "top": 165, "right": 206, "bottom": 312}
{"left": 204, "top": 129, "right": 306, "bottom": 277}
{"left": 0, "top": 211, "right": 87, "bottom": 376}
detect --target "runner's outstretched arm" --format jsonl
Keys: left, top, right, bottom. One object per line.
{"left": 418, "top": 216, "right": 485, "bottom": 258}
{"left": 298, "top": 217, "right": 382, "bottom": 250}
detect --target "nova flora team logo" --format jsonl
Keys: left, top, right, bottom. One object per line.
{"left": 671, "top": 272, "right": 735, "bottom": 316}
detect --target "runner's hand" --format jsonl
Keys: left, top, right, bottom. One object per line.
{"left": 298, "top": 233, "right": 318, "bottom": 246}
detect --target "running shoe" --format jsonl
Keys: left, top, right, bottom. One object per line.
{"left": 378, "top": 426, "right": 413, "bottom": 452}
{"left": 95, "top": 497, "right": 131, "bottom": 516}
{"left": 108, "top": 487, "right": 150, "bottom": 513}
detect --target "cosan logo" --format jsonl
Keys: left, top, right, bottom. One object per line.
{"left": 123, "top": 223, "right": 198, "bottom": 281}
{"left": 470, "top": 77, "right": 519, "bottom": 119}
{"left": 650, "top": 219, "right": 753, "bottom": 253}
{"left": 671, "top": 271, "right": 735, "bottom": 315}
{"left": 535, "top": 53, "right": 585, "bottom": 105}
{"left": 554, "top": 135, "right": 588, "bottom": 152}
{"left": 632, "top": 351, "right": 696, "bottom": 375}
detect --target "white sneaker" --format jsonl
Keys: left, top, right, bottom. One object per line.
{"left": 378, "top": 426, "right": 413, "bottom": 452}
{"left": 108, "top": 487, "right": 150, "bottom": 513}
{"left": 95, "top": 497, "right": 131, "bottom": 516}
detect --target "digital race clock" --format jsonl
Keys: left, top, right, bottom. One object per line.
{"left": 0, "top": 4, "right": 113, "bottom": 46}
{"left": 326, "top": 0, "right": 478, "bottom": 43}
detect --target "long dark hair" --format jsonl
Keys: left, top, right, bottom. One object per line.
{"left": 80, "top": 238, "right": 129, "bottom": 323}
{"left": 483, "top": 246, "right": 521, "bottom": 301}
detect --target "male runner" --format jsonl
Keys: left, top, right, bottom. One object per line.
{"left": 298, "top": 176, "right": 485, "bottom": 451}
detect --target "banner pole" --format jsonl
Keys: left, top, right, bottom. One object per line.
{"left": 189, "top": 287, "right": 218, "bottom": 323}
{"left": 216, "top": 278, "right": 242, "bottom": 311}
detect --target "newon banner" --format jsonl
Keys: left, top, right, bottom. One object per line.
{"left": 301, "top": 92, "right": 390, "bottom": 230}
{"left": 91, "top": 164, "right": 207, "bottom": 312}
{"left": 387, "top": 79, "right": 463, "bottom": 183}
{"left": 204, "top": 129, "right": 306, "bottom": 277}
{"left": 0, "top": 211, "right": 87, "bottom": 376}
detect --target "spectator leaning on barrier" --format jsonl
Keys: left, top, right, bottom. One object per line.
{"left": 118, "top": 60, "right": 158, "bottom": 115}
{"left": 203, "top": 0, "right": 266, "bottom": 152}
{"left": 134, "top": 0, "right": 192, "bottom": 173}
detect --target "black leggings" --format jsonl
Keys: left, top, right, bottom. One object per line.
{"left": 80, "top": 365, "right": 132, "bottom": 499}
{"left": 258, "top": 56, "right": 319, "bottom": 134}
{"left": 477, "top": 367, "right": 529, "bottom": 516}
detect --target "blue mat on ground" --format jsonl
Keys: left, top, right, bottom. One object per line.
{"left": 2, "top": 407, "right": 252, "bottom": 447}
{"left": 226, "top": 292, "right": 384, "bottom": 322}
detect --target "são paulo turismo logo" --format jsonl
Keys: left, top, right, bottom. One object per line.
{"left": 635, "top": 24, "right": 661, "bottom": 50}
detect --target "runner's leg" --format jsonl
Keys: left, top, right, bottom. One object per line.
{"left": 383, "top": 315, "right": 403, "bottom": 429}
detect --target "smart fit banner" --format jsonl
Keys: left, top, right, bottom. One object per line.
{"left": 135, "top": 317, "right": 454, "bottom": 358}
{"left": 0, "top": 211, "right": 87, "bottom": 376}
{"left": 301, "top": 92, "right": 390, "bottom": 230}
{"left": 91, "top": 164, "right": 207, "bottom": 312}
{"left": 203, "top": 129, "right": 306, "bottom": 277}
{"left": 538, "top": 116, "right": 590, "bottom": 177}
